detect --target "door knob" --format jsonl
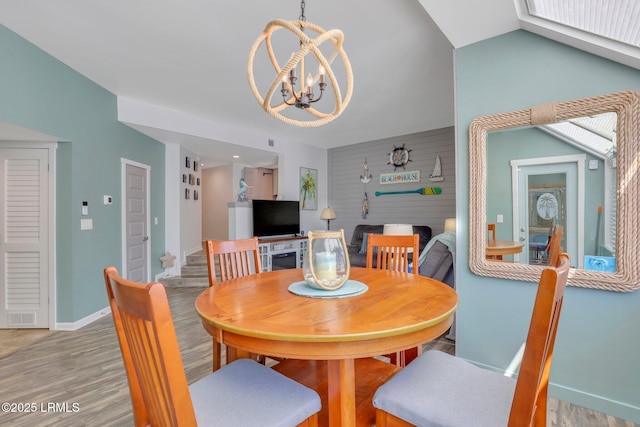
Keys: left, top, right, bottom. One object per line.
{"left": 143, "top": 235, "right": 149, "bottom": 241}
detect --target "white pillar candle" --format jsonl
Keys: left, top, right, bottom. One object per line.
{"left": 315, "top": 252, "right": 337, "bottom": 281}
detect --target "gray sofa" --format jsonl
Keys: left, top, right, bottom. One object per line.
{"left": 418, "top": 240, "right": 454, "bottom": 288}
{"left": 347, "top": 224, "right": 433, "bottom": 268}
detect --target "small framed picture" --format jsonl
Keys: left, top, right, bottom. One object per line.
{"left": 189, "top": 174, "right": 195, "bottom": 185}
{"left": 185, "top": 188, "right": 190, "bottom": 199}
{"left": 194, "top": 162, "right": 198, "bottom": 172}
{"left": 182, "top": 174, "right": 187, "bottom": 183}
{"left": 185, "top": 157, "right": 191, "bottom": 169}
{"left": 194, "top": 190, "right": 199, "bottom": 201}
{"left": 197, "top": 177, "right": 200, "bottom": 186}
{"left": 299, "top": 167, "right": 318, "bottom": 210}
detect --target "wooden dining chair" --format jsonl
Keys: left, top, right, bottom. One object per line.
{"left": 203, "top": 237, "right": 262, "bottom": 371}
{"left": 487, "top": 223, "right": 501, "bottom": 260}
{"left": 366, "top": 233, "right": 420, "bottom": 274}
{"left": 366, "top": 233, "right": 421, "bottom": 367}
{"left": 204, "top": 236, "right": 262, "bottom": 285}
{"left": 373, "top": 253, "right": 571, "bottom": 427}
{"left": 488, "top": 223, "right": 497, "bottom": 240}
{"left": 545, "top": 225, "right": 563, "bottom": 267}
{"left": 103, "top": 266, "right": 320, "bottom": 427}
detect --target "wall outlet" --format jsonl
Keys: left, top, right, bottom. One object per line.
{"left": 497, "top": 214, "right": 504, "bottom": 223}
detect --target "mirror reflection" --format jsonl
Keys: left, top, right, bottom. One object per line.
{"left": 468, "top": 90, "right": 640, "bottom": 291}
{"left": 486, "top": 112, "right": 617, "bottom": 271}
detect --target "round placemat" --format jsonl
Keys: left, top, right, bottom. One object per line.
{"left": 288, "top": 280, "right": 368, "bottom": 298}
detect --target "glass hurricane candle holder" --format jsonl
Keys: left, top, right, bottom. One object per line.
{"left": 303, "top": 229, "right": 350, "bottom": 290}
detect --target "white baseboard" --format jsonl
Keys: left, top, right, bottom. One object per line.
{"left": 550, "top": 383, "right": 640, "bottom": 425}
{"left": 55, "top": 306, "right": 111, "bottom": 331}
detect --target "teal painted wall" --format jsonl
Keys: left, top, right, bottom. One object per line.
{"left": 0, "top": 25, "right": 166, "bottom": 323}
{"left": 456, "top": 30, "right": 640, "bottom": 422}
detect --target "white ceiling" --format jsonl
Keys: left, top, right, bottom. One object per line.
{"left": 1, "top": 0, "right": 637, "bottom": 168}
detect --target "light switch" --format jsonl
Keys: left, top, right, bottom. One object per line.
{"left": 80, "top": 218, "right": 93, "bottom": 230}
{"left": 497, "top": 214, "right": 504, "bottom": 223}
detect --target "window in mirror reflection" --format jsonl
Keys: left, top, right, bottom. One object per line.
{"left": 486, "top": 112, "right": 616, "bottom": 271}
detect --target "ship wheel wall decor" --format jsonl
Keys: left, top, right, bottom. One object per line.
{"left": 387, "top": 144, "right": 412, "bottom": 170}
{"left": 248, "top": 14, "right": 353, "bottom": 127}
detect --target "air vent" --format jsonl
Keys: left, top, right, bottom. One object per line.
{"left": 8, "top": 312, "right": 36, "bottom": 327}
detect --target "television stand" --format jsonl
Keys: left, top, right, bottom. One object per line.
{"left": 258, "top": 236, "right": 307, "bottom": 272}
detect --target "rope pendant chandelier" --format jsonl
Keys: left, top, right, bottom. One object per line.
{"left": 248, "top": 0, "right": 354, "bottom": 127}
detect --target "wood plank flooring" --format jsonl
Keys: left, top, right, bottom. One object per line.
{"left": 0, "top": 286, "right": 637, "bottom": 426}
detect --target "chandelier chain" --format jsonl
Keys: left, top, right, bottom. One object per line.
{"left": 299, "top": 0, "right": 307, "bottom": 22}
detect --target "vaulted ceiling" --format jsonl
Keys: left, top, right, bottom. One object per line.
{"left": 1, "top": 0, "right": 638, "bottom": 167}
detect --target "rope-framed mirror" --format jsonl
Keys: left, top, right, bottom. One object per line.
{"left": 469, "top": 90, "right": 640, "bottom": 291}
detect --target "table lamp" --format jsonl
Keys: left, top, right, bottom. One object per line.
{"left": 383, "top": 224, "right": 413, "bottom": 236}
{"left": 444, "top": 218, "right": 456, "bottom": 233}
{"left": 320, "top": 207, "right": 337, "bottom": 230}
{"left": 383, "top": 224, "right": 414, "bottom": 252}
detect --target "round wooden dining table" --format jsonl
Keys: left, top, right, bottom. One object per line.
{"left": 195, "top": 267, "right": 458, "bottom": 427}
{"left": 486, "top": 239, "right": 525, "bottom": 259}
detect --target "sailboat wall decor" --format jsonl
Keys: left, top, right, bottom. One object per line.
{"left": 429, "top": 154, "right": 445, "bottom": 182}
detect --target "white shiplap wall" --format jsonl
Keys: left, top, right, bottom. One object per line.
{"left": 328, "top": 128, "right": 455, "bottom": 244}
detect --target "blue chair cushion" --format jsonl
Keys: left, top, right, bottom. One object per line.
{"left": 373, "top": 350, "right": 516, "bottom": 427}
{"left": 190, "top": 359, "right": 321, "bottom": 426}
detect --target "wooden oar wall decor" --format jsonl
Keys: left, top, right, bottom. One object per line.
{"left": 375, "top": 187, "right": 441, "bottom": 196}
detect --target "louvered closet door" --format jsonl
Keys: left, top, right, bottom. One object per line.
{"left": 0, "top": 148, "right": 49, "bottom": 328}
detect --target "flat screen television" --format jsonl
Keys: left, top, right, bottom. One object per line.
{"left": 252, "top": 200, "right": 300, "bottom": 238}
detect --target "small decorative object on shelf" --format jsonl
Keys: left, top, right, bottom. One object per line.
{"left": 237, "top": 177, "right": 248, "bottom": 202}
{"left": 303, "top": 229, "right": 350, "bottom": 290}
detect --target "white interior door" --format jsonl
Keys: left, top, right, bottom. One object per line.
{"left": 511, "top": 155, "right": 584, "bottom": 268}
{"left": 122, "top": 160, "right": 150, "bottom": 282}
{"left": 0, "top": 147, "right": 50, "bottom": 328}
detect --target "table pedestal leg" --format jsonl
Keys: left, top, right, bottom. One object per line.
{"left": 328, "top": 359, "right": 355, "bottom": 427}
{"left": 227, "top": 347, "right": 252, "bottom": 362}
